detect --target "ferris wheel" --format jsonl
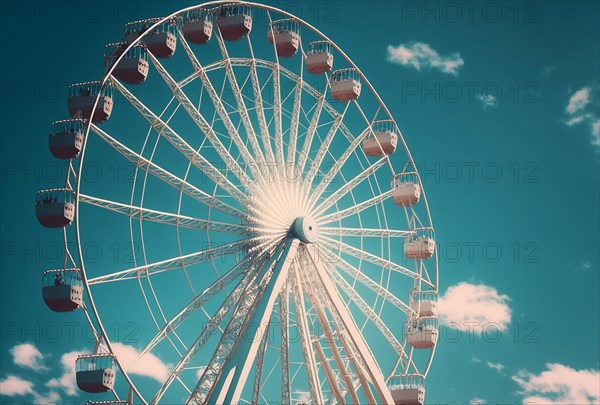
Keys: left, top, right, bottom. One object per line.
{"left": 36, "top": 2, "right": 439, "bottom": 404}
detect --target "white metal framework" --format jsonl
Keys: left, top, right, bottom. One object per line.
{"left": 37, "top": 2, "right": 439, "bottom": 404}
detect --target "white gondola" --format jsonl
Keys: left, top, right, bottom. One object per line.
{"left": 406, "top": 316, "right": 438, "bottom": 349}
{"left": 124, "top": 18, "right": 177, "bottom": 58}
{"left": 404, "top": 227, "right": 435, "bottom": 260}
{"left": 363, "top": 120, "right": 399, "bottom": 156}
{"left": 306, "top": 41, "right": 333, "bottom": 74}
{"left": 48, "top": 119, "right": 84, "bottom": 159}
{"left": 216, "top": 4, "right": 252, "bottom": 41}
{"left": 67, "top": 82, "right": 113, "bottom": 123}
{"left": 35, "top": 188, "right": 75, "bottom": 228}
{"left": 76, "top": 354, "right": 117, "bottom": 393}
{"left": 388, "top": 374, "right": 425, "bottom": 405}
{"left": 267, "top": 18, "right": 300, "bottom": 57}
{"left": 104, "top": 42, "right": 149, "bottom": 84}
{"left": 182, "top": 9, "right": 214, "bottom": 44}
{"left": 331, "top": 68, "right": 361, "bottom": 101}
{"left": 42, "top": 268, "right": 83, "bottom": 312}
{"left": 410, "top": 289, "right": 438, "bottom": 317}
{"left": 392, "top": 171, "right": 421, "bottom": 207}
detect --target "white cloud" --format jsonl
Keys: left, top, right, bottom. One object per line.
{"left": 112, "top": 342, "right": 171, "bottom": 383}
{"left": 477, "top": 94, "right": 498, "bottom": 109}
{"left": 387, "top": 42, "right": 464, "bottom": 75}
{"left": 1, "top": 374, "right": 61, "bottom": 404}
{"left": 471, "top": 355, "right": 482, "bottom": 363}
{"left": 486, "top": 361, "right": 505, "bottom": 372}
{"left": 469, "top": 398, "right": 487, "bottom": 405}
{"left": 513, "top": 363, "right": 599, "bottom": 404}
{"left": 565, "top": 114, "right": 589, "bottom": 127}
{"left": 10, "top": 343, "right": 47, "bottom": 372}
{"left": 46, "top": 350, "right": 81, "bottom": 396}
{"left": 4, "top": 344, "right": 62, "bottom": 402}
{"left": 438, "top": 282, "right": 511, "bottom": 333}
{"left": 564, "top": 86, "right": 599, "bottom": 148}
{"left": 32, "top": 390, "right": 61, "bottom": 404}
{"left": 566, "top": 87, "right": 591, "bottom": 115}
{"left": 0, "top": 375, "right": 34, "bottom": 396}
{"left": 294, "top": 389, "right": 311, "bottom": 403}
{"left": 592, "top": 119, "right": 600, "bottom": 146}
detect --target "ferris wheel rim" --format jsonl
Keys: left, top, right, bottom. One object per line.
{"left": 65, "top": 1, "right": 439, "bottom": 403}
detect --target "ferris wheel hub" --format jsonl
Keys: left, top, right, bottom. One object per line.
{"left": 292, "top": 216, "right": 318, "bottom": 243}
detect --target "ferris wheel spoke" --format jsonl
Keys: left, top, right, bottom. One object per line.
{"left": 320, "top": 236, "right": 422, "bottom": 282}
{"left": 290, "top": 266, "right": 325, "bottom": 405}
{"left": 299, "top": 270, "right": 359, "bottom": 404}
{"left": 145, "top": 53, "right": 254, "bottom": 186}
{"left": 151, "top": 263, "right": 261, "bottom": 405}
{"left": 312, "top": 158, "right": 387, "bottom": 218}
{"left": 134, "top": 253, "right": 265, "bottom": 366}
{"left": 297, "top": 94, "right": 326, "bottom": 176}
{"left": 246, "top": 36, "right": 276, "bottom": 165}
{"left": 174, "top": 28, "right": 264, "bottom": 181}
{"left": 304, "top": 103, "right": 348, "bottom": 189}
{"left": 273, "top": 64, "right": 284, "bottom": 167}
{"left": 79, "top": 194, "right": 249, "bottom": 235}
{"left": 250, "top": 60, "right": 357, "bottom": 153}
{"left": 211, "top": 30, "right": 267, "bottom": 169}
{"left": 320, "top": 227, "right": 411, "bottom": 238}
{"left": 87, "top": 240, "right": 249, "bottom": 285}
{"left": 286, "top": 32, "right": 306, "bottom": 168}
{"left": 331, "top": 253, "right": 414, "bottom": 317}
{"left": 307, "top": 128, "right": 371, "bottom": 210}
{"left": 420, "top": 262, "right": 435, "bottom": 288}
{"left": 318, "top": 190, "right": 393, "bottom": 225}
{"left": 287, "top": 78, "right": 303, "bottom": 167}
{"left": 279, "top": 284, "right": 292, "bottom": 405}
{"left": 317, "top": 245, "right": 413, "bottom": 315}
{"left": 265, "top": 11, "right": 285, "bottom": 168}
{"left": 327, "top": 261, "right": 408, "bottom": 360}
{"left": 89, "top": 123, "right": 246, "bottom": 221}
{"left": 188, "top": 239, "right": 299, "bottom": 405}
{"left": 303, "top": 245, "right": 394, "bottom": 404}
{"left": 108, "top": 78, "right": 247, "bottom": 202}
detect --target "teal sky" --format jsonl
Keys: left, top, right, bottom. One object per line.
{"left": 1, "top": 1, "right": 599, "bottom": 404}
